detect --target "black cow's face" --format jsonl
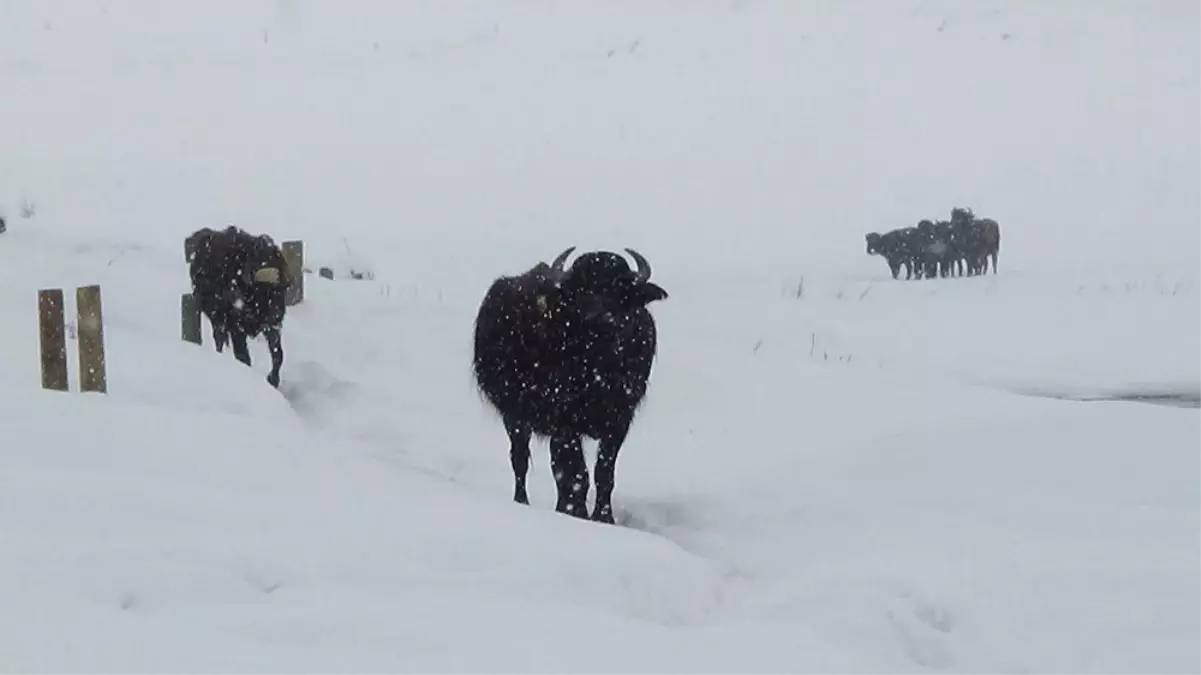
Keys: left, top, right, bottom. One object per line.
{"left": 562, "top": 251, "right": 667, "bottom": 319}
{"left": 865, "top": 233, "right": 882, "bottom": 255}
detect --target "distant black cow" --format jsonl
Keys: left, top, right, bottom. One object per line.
{"left": 865, "top": 227, "right": 921, "bottom": 279}
{"left": 976, "top": 218, "right": 1001, "bottom": 274}
{"left": 472, "top": 247, "right": 669, "bottom": 523}
{"left": 963, "top": 218, "right": 1001, "bottom": 275}
{"left": 913, "top": 219, "right": 965, "bottom": 279}
{"left": 941, "top": 208, "right": 999, "bottom": 276}
{"left": 185, "top": 226, "right": 292, "bottom": 388}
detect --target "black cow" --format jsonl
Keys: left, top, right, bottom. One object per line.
{"left": 913, "top": 219, "right": 964, "bottom": 279}
{"left": 865, "top": 227, "right": 920, "bottom": 279}
{"left": 976, "top": 218, "right": 1001, "bottom": 274}
{"left": 472, "top": 247, "right": 669, "bottom": 523}
{"left": 185, "top": 226, "right": 292, "bottom": 388}
{"left": 945, "top": 208, "right": 1000, "bottom": 276}
{"left": 964, "top": 218, "right": 1001, "bottom": 275}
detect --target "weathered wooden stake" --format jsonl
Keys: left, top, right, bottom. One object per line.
{"left": 38, "top": 289, "right": 68, "bottom": 392}
{"left": 283, "top": 240, "right": 304, "bottom": 306}
{"left": 76, "top": 284, "right": 108, "bottom": 394}
{"left": 182, "top": 293, "right": 202, "bottom": 345}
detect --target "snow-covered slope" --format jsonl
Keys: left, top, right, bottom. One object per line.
{"left": 0, "top": 0, "right": 1197, "bottom": 672}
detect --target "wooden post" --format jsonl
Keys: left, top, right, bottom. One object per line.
{"left": 283, "top": 240, "right": 304, "bottom": 306}
{"left": 38, "top": 289, "right": 68, "bottom": 392}
{"left": 182, "top": 293, "right": 202, "bottom": 345}
{"left": 76, "top": 284, "right": 107, "bottom": 394}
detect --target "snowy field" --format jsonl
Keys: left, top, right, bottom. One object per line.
{"left": 1, "top": 0, "right": 1198, "bottom": 672}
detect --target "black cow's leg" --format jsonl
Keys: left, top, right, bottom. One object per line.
{"left": 264, "top": 326, "right": 284, "bottom": 388}
{"left": 231, "top": 332, "right": 252, "bottom": 368}
{"left": 549, "top": 434, "right": 589, "bottom": 519}
{"left": 888, "top": 258, "right": 900, "bottom": 280}
{"left": 503, "top": 416, "right": 532, "bottom": 505}
{"left": 991, "top": 252, "right": 998, "bottom": 274}
{"left": 592, "top": 422, "right": 630, "bottom": 524}
{"left": 209, "top": 314, "right": 228, "bottom": 353}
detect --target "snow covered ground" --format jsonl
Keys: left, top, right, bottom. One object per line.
{"left": 0, "top": 0, "right": 1197, "bottom": 672}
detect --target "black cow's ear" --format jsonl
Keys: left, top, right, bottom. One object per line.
{"left": 640, "top": 282, "right": 668, "bottom": 304}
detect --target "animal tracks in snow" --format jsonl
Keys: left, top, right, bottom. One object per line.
{"left": 614, "top": 499, "right": 756, "bottom": 585}
{"left": 884, "top": 586, "right": 958, "bottom": 670}
{"left": 278, "top": 359, "right": 360, "bottom": 421}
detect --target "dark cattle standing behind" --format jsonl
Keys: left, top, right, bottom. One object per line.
{"left": 472, "top": 247, "right": 669, "bottom": 523}
{"left": 867, "top": 208, "right": 1002, "bottom": 280}
{"left": 914, "top": 220, "right": 942, "bottom": 279}
{"left": 955, "top": 208, "right": 1004, "bottom": 275}
{"left": 937, "top": 220, "right": 967, "bottom": 277}
{"left": 914, "top": 219, "right": 964, "bottom": 279}
{"left": 185, "top": 226, "right": 293, "bottom": 388}
{"left": 977, "top": 218, "right": 1001, "bottom": 274}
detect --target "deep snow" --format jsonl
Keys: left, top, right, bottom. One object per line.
{"left": 0, "top": 0, "right": 1198, "bottom": 672}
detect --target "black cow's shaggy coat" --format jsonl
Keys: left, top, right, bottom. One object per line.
{"left": 472, "top": 247, "right": 668, "bottom": 523}
{"left": 185, "top": 226, "right": 292, "bottom": 388}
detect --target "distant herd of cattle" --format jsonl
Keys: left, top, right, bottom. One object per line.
{"left": 866, "top": 207, "right": 1001, "bottom": 280}
{"left": 183, "top": 208, "right": 997, "bottom": 524}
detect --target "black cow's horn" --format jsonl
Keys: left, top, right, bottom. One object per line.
{"left": 549, "top": 246, "right": 576, "bottom": 279}
{"left": 625, "top": 248, "right": 651, "bottom": 283}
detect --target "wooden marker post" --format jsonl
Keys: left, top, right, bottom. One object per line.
{"left": 38, "top": 289, "right": 68, "bottom": 392}
{"left": 182, "top": 234, "right": 202, "bottom": 345}
{"left": 282, "top": 240, "right": 303, "bottom": 306}
{"left": 181, "top": 293, "right": 202, "bottom": 345}
{"left": 76, "top": 284, "right": 107, "bottom": 393}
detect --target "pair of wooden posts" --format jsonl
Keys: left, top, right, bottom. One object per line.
{"left": 180, "top": 239, "right": 304, "bottom": 345}
{"left": 38, "top": 285, "right": 107, "bottom": 393}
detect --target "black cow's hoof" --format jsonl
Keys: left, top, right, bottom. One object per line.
{"left": 591, "top": 506, "right": 615, "bottom": 525}
{"left": 557, "top": 501, "right": 590, "bottom": 520}
{"left": 266, "top": 373, "right": 280, "bottom": 388}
